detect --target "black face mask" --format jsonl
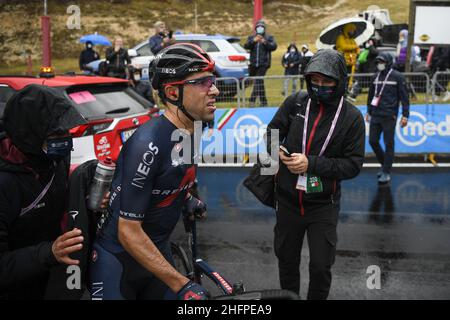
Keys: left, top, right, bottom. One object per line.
{"left": 43, "top": 136, "right": 73, "bottom": 161}
{"left": 310, "top": 83, "right": 337, "bottom": 103}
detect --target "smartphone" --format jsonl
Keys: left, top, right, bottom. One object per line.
{"left": 279, "top": 145, "right": 291, "bottom": 157}
{"left": 168, "top": 30, "right": 173, "bottom": 39}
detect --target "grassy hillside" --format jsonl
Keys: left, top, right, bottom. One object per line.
{"left": 0, "top": 0, "right": 410, "bottom": 76}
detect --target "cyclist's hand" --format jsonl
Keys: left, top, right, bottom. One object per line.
{"left": 183, "top": 194, "right": 207, "bottom": 220}
{"left": 177, "top": 281, "right": 209, "bottom": 300}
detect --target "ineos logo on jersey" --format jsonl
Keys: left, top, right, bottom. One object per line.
{"left": 143, "top": 151, "right": 156, "bottom": 166}
{"left": 132, "top": 142, "right": 159, "bottom": 189}
{"left": 162, "top": 68, "right": 176, "bottom": 74}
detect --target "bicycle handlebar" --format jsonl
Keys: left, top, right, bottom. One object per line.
{"left": 214, "top": 289, "right": 300, "bottom": 300}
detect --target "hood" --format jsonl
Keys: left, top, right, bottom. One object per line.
{"left": 3, "top": 84, "right": 86, "bottom": 157}
{"left": 399, "top": 29, "right": 408, "bottom": 40}
{"left": 304, "top": 49, "right": 348, "bottom": 104}
{"left": 375, "top": 52, "right": 394, "bottom": 69}
{"left": 343, "top": 23, "right": 356, "bottom": 37}
{"left": 287, "top": 43, "right": 299, "bottom": 52}
{"left": 0, "top": 137, "right": 30, "bottom": 174}
{"left": 85, "top": 41, "right": 94, "bottom": 50}
{"left": 398, "top": 29, "right": 408, "bottom": 47}
{"left": 255, "top": 20, "right": 266, "bottom": 28}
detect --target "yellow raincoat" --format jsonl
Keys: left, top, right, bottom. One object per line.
{"left": 335, "top": 24, "right": 360, "bottom": 67}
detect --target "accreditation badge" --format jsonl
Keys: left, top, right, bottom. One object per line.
{"left": 371, "top": 95, "right": 381, "bottom": 107}
{"left": 306, "top": 174, "right": 323, "bottom": 193}
{"left": 296, "top": 174, "right": 307, "bottom": 191}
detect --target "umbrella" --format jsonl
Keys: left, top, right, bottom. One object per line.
{"left": 316, "top": 17, "right": 375, "bottom": 50}
{"left": 79, "top": 32, "right": 111, "bottom": 46}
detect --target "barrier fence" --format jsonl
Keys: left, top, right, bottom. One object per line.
{"left": 214, "top": 72, "right": 449, "bottom": 108}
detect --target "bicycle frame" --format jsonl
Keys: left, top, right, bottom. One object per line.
{"left": 182, "top": 214, "right": 239, "bottom": 296}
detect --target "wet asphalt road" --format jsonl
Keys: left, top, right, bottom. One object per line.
{"left": 172, "top": 167, "right": 450, "bottom": 300}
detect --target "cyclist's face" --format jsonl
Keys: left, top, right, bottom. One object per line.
{"left": 182, "top": 71, "right": 220, "bottom": 122}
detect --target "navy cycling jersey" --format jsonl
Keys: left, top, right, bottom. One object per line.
{"left": 98, "top": 115, "right": 197, "bottom": 250}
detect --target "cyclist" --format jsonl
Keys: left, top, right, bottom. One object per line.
{"left": 89, "top": 43, "right": 219, "bottom": 300}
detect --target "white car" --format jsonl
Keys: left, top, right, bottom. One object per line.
{"left": 130, "top": 34, "right": 249, "bottom": 97}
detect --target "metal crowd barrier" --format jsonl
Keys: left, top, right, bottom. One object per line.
{"left": 431, "top": 71, "right": 450, "bottom": 103}
{"left": 240, "top": 75, "right": 305, "bottom": 108}
{"left": 214, "top": 77, "right": 241, "bottom": 108}
{"left": 215, "top": 72, "right": 436, "bottom": 108}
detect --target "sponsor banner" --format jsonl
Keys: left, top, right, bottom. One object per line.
{"left": 202, "top": 105, "right": 450, "bottom": 155}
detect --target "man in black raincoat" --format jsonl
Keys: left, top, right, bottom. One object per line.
{"left": 244, "top": 20, "right": 277, "bottom": 106}
{"left": 267, "top": 49, "right": 365, "bottom": 299}
{"left": 0, "top": 85, "right": 87, "bottom": 299}
{"left": 79, "top": 41, "right": 100, "bottom": 73}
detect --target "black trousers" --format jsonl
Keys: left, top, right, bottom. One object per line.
{"left": 249, "top": 65, "right": 269, "bottom": 106}
{"left": 369, "top": 116, "right": 396, "bottom": 174}
{"left": 274, "top": 201, "right": 339, "bottom": 300}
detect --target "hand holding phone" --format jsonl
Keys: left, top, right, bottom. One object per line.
{"left": 279, "top": 145, "right": 291, "bottom": 157}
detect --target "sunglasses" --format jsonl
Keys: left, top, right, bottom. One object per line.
{"left": 164, "top": 75, "right": 216, "bottom": 90}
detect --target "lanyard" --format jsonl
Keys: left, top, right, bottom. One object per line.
{"left": 302, "top": 96, "right": 344, "bottom": 157}
{"left": 20, "top": 173, "right": 55, "bottom": 217}
{"left": 374, "top": 68, "right": 394, "bottom": 97}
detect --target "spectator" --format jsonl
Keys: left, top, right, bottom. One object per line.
{"left": 266, "top": 49, "right": 365, "bottom": 299}
{"left": 299, "top": 44, "right": 314, "bottom": 89}
{"left": 395, "top": 29, "right": 421, "bottom": 72}
{"left": 105, "top": 37, "right": 131, "bottom": 79}
{"left": 282, "top": 43, "right": 301, "bottom": 96}
{"left": 79, "top": 41, "right": 100, "bottom": 73}
{"left": 366, "top": 53, "right": 410, "bottom": 184}
{"left": 149, "top": 21, "right": 176, "bottom": 55}
{"left": 430, "top": 46, "right": 450, "bottom": 101}
{"left": 348, "top": 38, "right": 379, "bottom": 101}
{"left": 129, "top": 67, "right": 155, "bottom": 107}
{"left": 0, "top": 85, "right": 87, "bottom": 299}
{"left": 335, "top": 23, "right": 360, "bottom": 75}
{"left": 244, "top": 20, "right": 277, "bottom": 107}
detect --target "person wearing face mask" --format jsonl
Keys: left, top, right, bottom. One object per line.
{"left": 149, "top": 21, "right": 176, "bottom": 55}
{"left": 282, "top": 43, "right": 302, "bottom": 96}
{"left": 79, "top": 41, "right": 100, "bottom": 74}
{"left": 366, "top": 53, "right": 409, "bottom": 184}
{"left": 244, "top": 20, "right": 277, "bottom": 106}
{"left": 348, "top": 38, "right": 379, "bottom": 101}
{"left": 129, "top": 67, "right": 155, "bottom": 107}
{"left": 266, "top": 49, "right": 365, "bottom": 299}
{"left": 0, "top": 85, "right": 88, "bottom": 299}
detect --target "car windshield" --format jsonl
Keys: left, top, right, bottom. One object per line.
{"left": 228, "top": 40, "right": 247, "bottom": 54}
{"left": 66, "top": 84, "right": 150, "bottom": 120}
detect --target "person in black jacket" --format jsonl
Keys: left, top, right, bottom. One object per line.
{"left": 79, "top": 41, "right": 100, "bottom": 73}
{"left": 266, "top": 49, "right": 365, "bottom": 299}
{"left": 129, "top": 67, "right": 155, "bottom": 107}
{"left": 366, "top": 52, "right": 409, "bottom": 184}
{"left": 282, "top": 43, "right": 302, "bottom": 97}
{"left": 105, "top": 37, "right": 131, "bottom": 79}
{"left": 0, "top": 85, "right": 88, "bottom": 299}
{"left": 244, "top": 20, "right": 277, "bottom": 106}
